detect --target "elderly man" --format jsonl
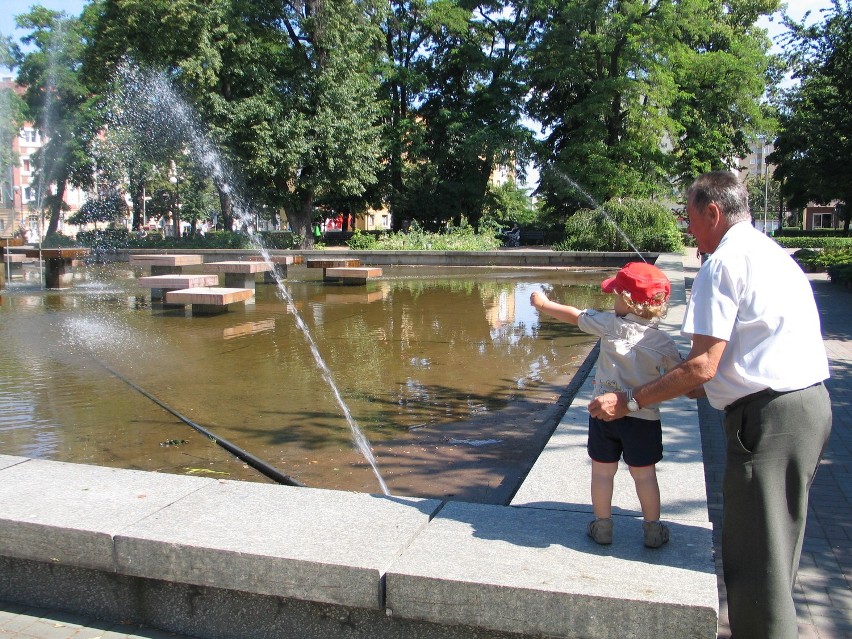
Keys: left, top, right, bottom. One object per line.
{"left": 589, "top": 170, "right": 832, "bottom": 639}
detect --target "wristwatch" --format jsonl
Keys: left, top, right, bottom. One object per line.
{"left": 625, "top": 389, "right": 640, "bottom": 413}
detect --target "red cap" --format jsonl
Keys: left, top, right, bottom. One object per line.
{"left": 601, "top": 262, "right": 671, "bottom": 305}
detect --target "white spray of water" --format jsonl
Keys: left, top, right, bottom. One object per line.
{"left": 550, "top": 170, "right": 647, "bottom": 262}
{"left": 106, "top": 62, "right": 390, "bottom": 495}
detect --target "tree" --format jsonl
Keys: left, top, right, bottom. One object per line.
{"left": 482, "top": 179, "right": 538, "bottom": 227}
{"left": 0, "top": 38, "right": 27, "bottom": 221}
{"left": 527, "top": 0, "right": 776, "bottom": 216}
{"left": 86, "top": 0, "right": 385, "bottom": 248}
{"left": 15, "top": 7, "right": 98, "bottom": 238}
{"left": 770, "top": 0, "right": 852, "bottom": 235}
{"left": 401, "top": 0, "right": 536, "bottom": 229}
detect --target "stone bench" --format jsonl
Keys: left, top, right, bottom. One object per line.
{"left": 137, "top": 274, "right": 220, "bottom": 301}
{"left": 305, "top": 258, "right": 361, "bottom": 269}
{"left": 202, "top": 260, "right": 273, "bottom": 291}
{"left": 8, "top": 247, "right": 91, "bottom": 288}
{"left": 245, "top": 255, "right": 302, "bottom": 281}
{"left": 164, "top": 287, "right": 254, "bottom": 315}
{"left": 306, "top": 258, "right": 361, "bottom": 280}
{"left": 129, "top": 254, "right": 204, "bottom": 276}
{"left": 324, "top": 266, "right": 382, "bottom": 284}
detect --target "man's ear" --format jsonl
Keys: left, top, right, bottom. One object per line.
{"left": 706, "top": 202, "right": 723, "bottom": 227}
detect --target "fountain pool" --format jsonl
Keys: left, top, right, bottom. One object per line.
{"left": 0, "top": 261, "right": 611, "bottom": 503}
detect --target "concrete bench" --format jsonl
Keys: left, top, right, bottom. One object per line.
{"left": 306, "top": 258, "right": 361, "bottom": 269}
{"left": 9, "top": 247, "right": 91, "bottom": 288}
{"left": 323, "top": 267, "right": 382, "bottom": 285}
{"left": 306, "top": 258, "right": 361, "bottom": 280}
{"left": 202, "top": 261, "right": 273, "bottom": 290}
{"left": 164, "top": 287, "right": 254, "bottom": 315}
{"left": 137, "top": 274, "right": 220, "bottom": 301}
{"left": 245, "top": 255, "right": 302, "bottom": 281}
{"left": 129, "top": 254, "right": 204, "bottom": 276}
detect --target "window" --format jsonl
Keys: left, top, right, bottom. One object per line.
{"left": 20, "top": 129, "right": 38, "bottom": 143}
{"left": 22, "top": 159, "right": 31, "bottom": 173}
{"left": 813, "top": 213, "right": 833, "bottom": 229}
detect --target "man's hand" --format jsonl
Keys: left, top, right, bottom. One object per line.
{"left": 588, "top": 392, "right": 628, "bottom": 421}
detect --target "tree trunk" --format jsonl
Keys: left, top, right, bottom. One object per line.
{"left": 45, "top": 179, "right": 67, "bottom": 237}
{"left": 130, "top": 178, "right": 144, "bottom": 230}
{"left": 292, "top": 192, "right": 314, "bottom": 249}
{"left": 218, "top": 187, "right": 234, "bottom": 231}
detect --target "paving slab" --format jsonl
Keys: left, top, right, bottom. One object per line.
{"left": 0, "top": 455, "right": 27, "bottom": 471}
{"left": 0, "top": 460, "right": 212, "bottom": 571}
{"left": 115, "top": 482, "right": 442, "bottom": 609}
{"left": 386, "top": 500, "right": 717, "bottom": 639}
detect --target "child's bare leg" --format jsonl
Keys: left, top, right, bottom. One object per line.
{"left": 629, "top": 464, "right": 661, "bottom": 521}
{"left": 591, "top": 460, "right": 618, "bottom": 519}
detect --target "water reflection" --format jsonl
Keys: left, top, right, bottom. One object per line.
{"left": 0, "top": 262, "right": 612, "bottom": 500}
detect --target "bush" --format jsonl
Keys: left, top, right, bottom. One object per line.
{"left": 554, "top": 198, "right": 683, "bottom": 253}
{"left": 774, "top": 236, "right": 852, "bottom": 249}
{"left": 828, "top": 263, "right": 852, "bottom": 287}
{"left": 41, "top": 232, "right": 80, "bottom": 248}
{"left": 259, "top": 231, "right": 302, "bottom": 249}
{"left": 347, "top": 229, "right": 379, "bottom": 250}
{"left": 371, "top": 220, "right": 502, "bottom": 251}
{"left": 793, "top": 247, "right": 852, "bottom": 272}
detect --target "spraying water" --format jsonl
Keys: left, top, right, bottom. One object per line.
{"left": 104, "top": 62, "right": 390, "bottom": 495}
{"left": 548, "top": 169, "right": 647, "bottom": 262}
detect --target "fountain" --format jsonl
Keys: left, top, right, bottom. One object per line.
{"left": 98, "top": 63, "right": 398, "bottom": 493}
{"left": 1, "top": 62, "right": 608, "bottom": 500}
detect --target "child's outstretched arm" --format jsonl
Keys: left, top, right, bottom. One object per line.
{"left": 530, "top": 291, "right": 582, "bottom": 326}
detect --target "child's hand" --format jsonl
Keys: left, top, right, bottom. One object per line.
{"left": 530, "top": 291, "right": 548, "bottom": 308}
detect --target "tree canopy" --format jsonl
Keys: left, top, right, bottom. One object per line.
{"left": 5, "top": 0, "right": 785, "bottom": 245}
{"left": 770, "top": 0, "right": 852, "bottom": 233}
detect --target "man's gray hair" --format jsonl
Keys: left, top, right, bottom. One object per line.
{"left": 687, "top": 171, "right": 751, "bottom": 224}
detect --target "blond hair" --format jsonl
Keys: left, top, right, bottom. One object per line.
{"left": 618, "top": 290, "right": 668, "bottom": 320}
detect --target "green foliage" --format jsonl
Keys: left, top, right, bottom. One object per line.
{"left": 555, "top": 199, "right": 684, "bottom": 253}
{"left": 258, "top": 232, "right": 302, "bottom": 250}
{"left": 40, "top": 232, "right": 79, "bottom": 248}
{"left": 774, "top": 236, "right": 852, "bottom": 249}
{"left": 792, "top": 247, "right": 852, "bottom": 272}
{"left": 827, "top": 263, "right": 852, "bottom": 287}
{"left": 372, "top": 220, "right": 502, "bottom": 251}
{"left": 16, "top": 7, "right": 99, "bottom": 237}
{"left": 67, "top": 191, "right": 128, "bottom": 225}
{"left": 482, "top": 180, "right": 539, "bottom": 227}
{"left": 347, "top": 229, "right": 379, "bottom": 250}
{"left": 528, "top": 0, "right": 775, "bottom": 212}
{"left": 75, "top": 229, "right": 259, "bottom": 250}
{"left": 772, "top": 1, "right": 852, "bottom": 230}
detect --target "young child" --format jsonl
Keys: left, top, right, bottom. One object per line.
{"left": 530, "top": 262, "right": 681, "bottom": 548}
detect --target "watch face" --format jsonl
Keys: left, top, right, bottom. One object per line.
{"left": 628, "top": 399, "right": 640, "bottom": 412}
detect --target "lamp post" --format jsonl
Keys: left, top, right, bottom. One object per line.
{"left": 169, "top": 172, "right": 180, "bottom": 238}
{"left": 764, "top": 153, "right": 770, "bottom": 235}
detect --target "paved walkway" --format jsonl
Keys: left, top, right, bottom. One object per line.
{"left": 2, "top": 254, "right": 851, "bottom": 639}
{"left": 684, "top": 254, "right": 852, "bottom": 639}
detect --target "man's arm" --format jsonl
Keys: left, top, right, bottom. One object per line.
{"left": 588, "top": 334, "right": 727, "bottom": 420}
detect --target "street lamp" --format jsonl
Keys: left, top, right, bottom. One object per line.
{"left": 169, "top": 172, "right": 179, "bottom": 237}
{"left": 764, "top": 153, "right": 770, "bottom": 235}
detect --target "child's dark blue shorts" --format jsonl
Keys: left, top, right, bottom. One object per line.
{"left": 587, "top": 415, "right": 663, "bottom": 467}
